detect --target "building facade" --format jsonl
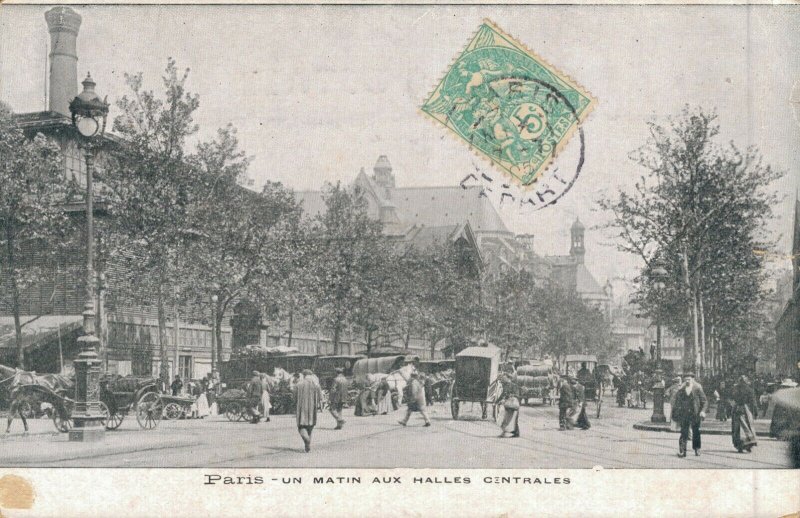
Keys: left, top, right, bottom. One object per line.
{"left": 0, "top": 7, "right": 233, "bottom": 380}
{"left": 776, "top": 199, "right": 800, "bottom": 380}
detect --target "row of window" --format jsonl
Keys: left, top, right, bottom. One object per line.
{"left": 107, "top": 322, "right": 231, "bottom": 348}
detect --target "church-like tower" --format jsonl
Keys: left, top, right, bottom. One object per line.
{"left": 373, "top": 155, "right": 395, "bottom": 193}
{"left": 569, "top": 218, "right": 585, "bottom": 264}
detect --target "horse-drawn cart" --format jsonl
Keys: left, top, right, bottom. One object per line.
{"left": 515, "top": 362, "right": 556, "bottom": 406}
{"left": 8, "top": 375, "right": 164, "bottom": 432}
{"left": 99, "top": 375, "right": 164, "bottom": 430}
{"left": 451, "top": 346, "right": 502, "bottom": 420}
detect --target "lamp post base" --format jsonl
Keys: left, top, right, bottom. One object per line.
{"left": 69, "top": 334, "right": 106, "bottom": 442}
{"left": 650, "top": 385, "right": 667, "bottom": 423}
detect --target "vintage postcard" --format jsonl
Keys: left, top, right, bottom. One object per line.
{"left": 0, "top": 3, "right": 798, "bottom": 517}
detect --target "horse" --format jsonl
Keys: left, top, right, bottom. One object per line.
{"left": 0, "top": 363, "right": 75, "bottom": 433}
{"left": 353, "top": 364, "right": 415, "bottom": 416}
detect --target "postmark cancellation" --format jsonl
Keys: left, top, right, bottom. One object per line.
{"left": 421, "top": 21, "right": 597, "bottom": 189}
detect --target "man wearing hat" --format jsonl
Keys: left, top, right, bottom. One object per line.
{"left": 247, "top": 371, "right": 264, "bottom": 424}
{"left": 329, "top": 367, "right": 349, "bottom": 430}
{"left": 398, "top": 372, "right": 431, "bottom": 427}
{"left": 671, "top": 371, "right": 707, "bottom": 457}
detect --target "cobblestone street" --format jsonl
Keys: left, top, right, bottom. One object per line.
{"left": 1, "top": 397, "right": 792, "bottom": 468}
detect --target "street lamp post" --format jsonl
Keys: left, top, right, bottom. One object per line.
{"left": 68, "top": 73, "right": 109, "bottom": 442}
{"left": 211, "top": 294, "right": 219, "bottom": 375}
{"left": 649, "top": 261, "right": 669, "bottom": 424}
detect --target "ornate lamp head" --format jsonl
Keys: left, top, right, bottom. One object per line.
{"left": 69, "top": 73, "right": 109, "bottom": 138}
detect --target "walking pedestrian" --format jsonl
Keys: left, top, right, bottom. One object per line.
{"left": 247, "top": 371, "right": 263, "bottom": 424}
{"left": 731, "top": 375, "right": 758, "bottom": 453}
{"left": 398, "top": 372, "right": 431, "bottom": 427}
{"left": 573, "top": 379, "right": 590, "bottom": 430}
{"left": 329, "top": 368, "right": 349, "bottom": 430}
{"left": 671, "top": 372, "right": 707, "bottom": 457}
{"left": 498, "top": 374, "right": 520, "bottom": 438}
{"left": 293, "top": 369, "right": 323, "bottom": 452}
{"left": 715, "top": 381, "right": 729, "bottom": 422}
{"left": 206, "top": 374, "right": 218, "bottom": 416}
{"left": 558, "top": 377, "right": 575, "bottom": 430}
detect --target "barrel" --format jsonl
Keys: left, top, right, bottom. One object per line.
{"left": 515, "top": 375, "right": 551, "bottom": 388}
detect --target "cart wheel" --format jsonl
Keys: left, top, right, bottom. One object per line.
{"left": 164, "top": 402, "right": 183, "bottom": 420}
{"left": 52, "top": 410, "right": 72, "bottom": 433}
{"left": 225, "top": 402, "right": 242, "bottom": 422}
{"left": 97, "top": 401, "right": 111, "bottom": 428}
{"left": 136, "top": 392, "right": 162, "bottom": 430}
{"left": 450, "top": 398, "right": 459, "bottom": 420}
{"left": 105, "top": 409, "right": 124, "bottom": 430}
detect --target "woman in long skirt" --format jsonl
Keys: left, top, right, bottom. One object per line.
{"left": 375, "top": 379, "right": 391, "bottom": 415}
{"left": 731, "top": 375, "right": 758, "bottom": 453}
{"left": 196, "top": 389, "right": 210, "bottom": 418}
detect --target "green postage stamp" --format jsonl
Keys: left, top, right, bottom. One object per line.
{"left": 421, "top": 21, "right": 596, "bottom": 188}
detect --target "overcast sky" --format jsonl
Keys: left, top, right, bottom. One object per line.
{"left": 1, "top": 5, "right": 798, "bottom": 296}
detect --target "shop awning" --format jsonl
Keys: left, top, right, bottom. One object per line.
{"left": 0, "top": 315, "right": 83, "bottom": 352}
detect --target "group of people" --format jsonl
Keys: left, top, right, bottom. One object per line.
{"left": 154, "top": 364, "right": 767, "bottom": 458}
{"left": 245, "top": 370, "right": 276, "bottom": 424}
{"left": 613, "top": 370, "right": 649, "bottom": 409}
{"left": 495, "top": 374, "right": 592, "bottom": 439}
{"left": 244, "top": 367, "right": 354, "bottom": 452}
{"left": 665, "top": 372, "right": 758, "bottom": 457}
{"left": 169, "top": 374, "right": 217, "bottom": 419}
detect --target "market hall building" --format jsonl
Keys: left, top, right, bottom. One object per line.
{"left": 0, "top": 7, "right": 236, "bottom": 380}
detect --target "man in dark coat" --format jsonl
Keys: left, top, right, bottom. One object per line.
{"left": 329, "top": 368, "right": 349, "bottom": 430}
{"left": 559, "top": 378, "right": 575, "bottom": 430}
{"left": 170, "top": 375, "right": 183, "bottom": 396}
{"left": 671, "top": 372, "right": 707, "bottom": 457}
{"left": 247, "top": 371, "right": 263, "bottom": 424}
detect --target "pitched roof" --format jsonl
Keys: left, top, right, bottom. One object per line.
{"left": 392, "top": 185, "right": 511, "bottom": 235}
{"left": 405, "top": 224, "right": 460, "bottom": 250}
{"left": 575, "top": 263, "right": 605, "bottom": 295}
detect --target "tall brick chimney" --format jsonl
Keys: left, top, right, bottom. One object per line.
{"left": 45, "top": 7, "right": 82, "bottom": 116}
